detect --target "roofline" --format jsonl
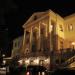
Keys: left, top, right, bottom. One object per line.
{"left": 13, "top": 35, "right": 23, "bottom": 41}
{"left": 22, "top": 9, "right": 75, "bottom": 28}
{"left": 64, "top": 13, "right": 75, "bottom": 19}
{"left": 22, "top": 9, "right": 52, "bottom": 28}
{"left": 23, "top": 14, "right": 49, "bottom": 29}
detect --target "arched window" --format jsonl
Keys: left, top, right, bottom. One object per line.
{"left": 68, "top": 24, "right": 73, "bottom": 31}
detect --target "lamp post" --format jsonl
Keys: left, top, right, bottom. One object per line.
{"left": 2, "top": 54, "right": 6, "bottom": 65}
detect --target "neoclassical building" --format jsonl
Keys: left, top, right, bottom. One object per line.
{"left": 21, "top": 10, "right": 75, "bottom": 70}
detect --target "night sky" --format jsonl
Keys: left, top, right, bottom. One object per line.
{"left": 0, "top": 0, "right": 75, "bottom": 57}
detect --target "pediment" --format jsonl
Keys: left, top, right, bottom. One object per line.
{"left": 23, "top": 11, "right": 48, "bottom": 27}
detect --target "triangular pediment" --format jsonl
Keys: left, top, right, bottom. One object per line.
{"left": 23, "top": 11, "right": 49, "bottom": 27}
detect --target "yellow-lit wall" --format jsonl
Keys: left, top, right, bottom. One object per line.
{"left": 49, "top": 11, "right": 65, "bottom": 51}
{"left": 49, "top": 10, "right": 64, "bottom": 38}
{"left": 56, "top": 14, "right": 64, "bottom": 38}
{"left": 64, "top": 15, "right": 75, "bottom": 48}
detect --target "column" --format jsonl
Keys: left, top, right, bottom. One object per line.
{"left": 22, "top": 30, "right": 26, "bottom": 52}
{"left": 30, "top": 27, "right": 32, "bottom": 52}
{"left": 38, "top": 22, "right": 41, "bottom": 50}
{"left": 46, "top": 23, "right": 48, "bottom": 37}
{"left": 46, "top": 22, "right": 49, "bottom": 51}
{"left": 49, "top": 16, "right": 53, "bottom": 71}
{"left": 49, "top": 16, "right": 52, "bottom": 51}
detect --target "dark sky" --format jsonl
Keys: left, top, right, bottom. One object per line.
{"left": 0, "top": 0, "right": 75, "bottom": 40}
{"left": 0, "top": 0, "right": 75, "bottom": 57}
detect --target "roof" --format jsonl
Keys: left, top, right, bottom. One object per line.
{"left": 22, "top": 10, "right": 50, "bottom": 28}
{"left": 23, "top": 9, "right": 75, "bottom": 28}
{"left": 64, "top": 13, "right": 75, "bottom": 20}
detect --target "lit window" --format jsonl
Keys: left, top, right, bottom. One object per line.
{"left": 68, "top": 24, "right": 73, "bottom": 31}
{"left": 50, "top": 25, "right": 53, "bottom": 31}
{"left": 59, "top": 25, "right": 63, "bottom": 31}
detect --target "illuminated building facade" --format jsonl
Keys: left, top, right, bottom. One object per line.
{"left": 64, "top": 14, "right": 75, "bottom": 50}
{"left": 11, "top": 36, "right": 23, "bottom": 58}
{"left": 21, "top": 10, "right": 75, "bottom": 70}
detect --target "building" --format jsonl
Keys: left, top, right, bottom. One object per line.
{"left": 21, "top": 10, "right": 75, "bottom": 70}
{"left": 11, "top": 36, "right": 23, "bottom": 58}
{"left": 64, "top": 14, "right": 75, "bottom": 49}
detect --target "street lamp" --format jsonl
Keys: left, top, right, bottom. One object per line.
{"left": 2, "top": 54, "right": 5, "bottom": 57}
{"left": 2, "top": 54, "right": 6, "bottom": 66}
{"left": 3, "top": 60, "right": 6, "bottom": 65}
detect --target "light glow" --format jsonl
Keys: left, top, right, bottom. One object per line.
{"left": 44, "top": 58, "right": 50, "bottom": 63}
{"left": 71, "top": 42, "right": 75, "bottom": 45}
{"left": 34, "top": 58, "right": 39, "bottom": 64}
{"left": 42, "top": 72, "right": 45, "bottom": 75}
{"left": 18, "top": 60, "right": 23, "bottom": 65}
{"left": 2, "top": 54, "right": 5, "bottom": 57}
{"left": 26, "top": 72, "right": 30, "bottom": 75}
{"left": 3, "top": 60, "right": 6, "bottom": 64}
{"left": 25, "top": 59, "right": 30, "bottom": 64}
{"left": 49, "top": 25, "right": 53, "bottom": 32}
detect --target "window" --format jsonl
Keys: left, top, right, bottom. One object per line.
{"left": 68, "top": 24, "right": 73, "bottom": 31}
{"left": 39, "top": 60, "right": 44, "bottom": 66}
{"left": 50, "top": 25, "right": 53, "bottom": 31}
{"left": 59, "top": 25, "right": 63, "bottom": 31}
{"left": 14, "top": 42, "right": 17, "bottom": 47}
{"left": 51, "top": 20, "right": 56, "bottom": 33}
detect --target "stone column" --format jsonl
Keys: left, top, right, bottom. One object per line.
{"left": 49, "top": 16, "right": 53, "bottom": 71}
{"left": 44, "top": 23, "right": 48, "bottom": 51}
{"left": 22, "top": 30, "right": 26, "bottom": 54}
{"left": 46, "top": 23, "right": 48, "bottom": 37}
{"left": 30, "top": 27, "right": 32, "bottom": 52}
{"left": 38, "top": 22, "right": 41, "bottom": 51}
{"left": 49, "top": 16, "right": 52, "bottom": 51}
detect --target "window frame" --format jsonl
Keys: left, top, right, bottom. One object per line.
{"left": 68, "top": 24, "right": 73, "bottom": 31}
{"left": 59, "top": 25, "right": 63, "bottom": 32}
